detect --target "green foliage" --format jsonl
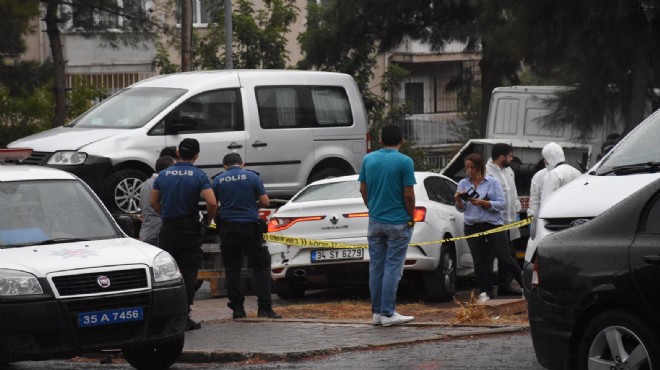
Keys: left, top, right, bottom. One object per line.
{"left": 66, "top": 77, "right": 108, "bottom": 120}
{"left": 0, "top": 0, "right": 39, "bottom": 58}
{"left": 154, "top": 42, "right": 182, "bottom": 74}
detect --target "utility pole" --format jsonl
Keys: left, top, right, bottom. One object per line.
{"left": 225, "top": 0, "right": 233, "bottom": 69}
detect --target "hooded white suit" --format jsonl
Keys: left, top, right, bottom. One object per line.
{"left": 540, "top": 142, "right": 582, "bottom": 212}
{"left": 486, "top": 158, "right": 521, "bottom": 240}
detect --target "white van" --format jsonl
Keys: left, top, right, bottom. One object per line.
{"left": 0, "top": 149, "right": 187, "bottom": 369}
{"left": 8, "top": 70, "right": 369, "bottom": 214}
{"left": 523, "top": 108, "right": 660, "bottom": 297}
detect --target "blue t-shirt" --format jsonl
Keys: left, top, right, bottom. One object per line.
{"left": 212, "top": 166, "right": 266, "bottom": 222}
{"left": 152, "top": 162, "right": 212, "bottom": 219}
{"left": 358, "top": 148, "right": 416, "bottom": 224}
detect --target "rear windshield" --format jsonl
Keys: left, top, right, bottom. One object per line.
{"left": 69, "top": 87, "right": 186, "bottom": 129}
{"left": 0, "top": 179, "right": 119, "bottom": 247}
{"left": 293, "top": 181, "right": 361, "bottom": 202}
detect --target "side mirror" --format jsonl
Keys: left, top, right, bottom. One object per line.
{"left": 116, "top": 216, "right": 136, "bottom": 237}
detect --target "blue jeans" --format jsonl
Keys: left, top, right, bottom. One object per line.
{"left": 368, "top": 220, "right": 413, "bottom": 317}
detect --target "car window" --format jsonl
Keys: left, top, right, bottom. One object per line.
{"left": 293, "top": 181, "right": 361, "bottom": 202}
{"left": 424, "top": 177, "right": 456, "bottom": 206}
{"left": 160, "top": 89, "right": 244, "bottom": 134}
{"left": 0, "top": 180, "right": 119, "bottom": 247}
{"left": 641, "top": 192, "right": 660, "bottom": 233}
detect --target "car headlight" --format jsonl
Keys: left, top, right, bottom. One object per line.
{"left": 0, "top": 269, "right": 43, "bottom": 296}
{"left": 48, "top": 151, "right": 87, "bottom": 165}
{"left": 152, "top": 251, "right": 181, "bottom": 283}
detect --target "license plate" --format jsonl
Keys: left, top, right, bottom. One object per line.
{"left": 311, "top": 248, "right": 364, "bottom": 263}
{"left": 78, "top": 307, "right": 144, "bottom": 327}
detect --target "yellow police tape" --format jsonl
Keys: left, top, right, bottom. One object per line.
{"left": 263, "top": 217, "right": 532, "bottom": 249}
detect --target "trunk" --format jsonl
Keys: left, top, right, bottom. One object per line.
{"left": 44, "top": 0, "right": 67, "bottom": 128}
{"left": 479, "top": 56, "right": 498, "bottom": 138}
{"left": 181, "top": 0, "right": 192, "bottom": 71}
{"left": 623, "top": 34, "right": 650, "bottom": 136}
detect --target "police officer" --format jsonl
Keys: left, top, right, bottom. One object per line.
{"left": 212, "top": 153, "right": 281, "bottom": 320}
{"left": 150, "top": 138, "right": 217, "bottom": 331}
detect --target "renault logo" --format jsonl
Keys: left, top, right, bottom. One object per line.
{"left": 97, "top": 276, "right": 111, "bottom": 288}
{"left": 330, "top": 216, "right": 339, "bottom": 225}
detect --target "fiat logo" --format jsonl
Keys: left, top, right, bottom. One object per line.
{"left": 97, "top": 276, "right": 111, "bottom": 288}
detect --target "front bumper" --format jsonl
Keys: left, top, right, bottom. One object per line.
{"left": 0, "top": 284, "right": 187, "bottom": 363}
{"left": 527, "top": 288, "right": 575, "bottom": 370}
{"left": 522, "top": 260, "right": 534, "bottom": 300}
{"left": 28, "top": 153, "right": 113, "bottom": 192}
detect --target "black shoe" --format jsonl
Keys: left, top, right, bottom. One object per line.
{"left": 232, "top": 308, "right": 247, "bottom": 319}
{"left": 186, "top": 317, "right": 202, "bottom": 331}
{"left": 258, "top": 308, "right": 282, "bottom": 319}
{"left": 497, "top": 285, "right": 522, "bottom": 296}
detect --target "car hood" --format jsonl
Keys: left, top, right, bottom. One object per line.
{"left": 8, "top": 127, "right": 127, "bottom": 152}
{"left": 539, "top": 172, "right": 660, "bottom": 218}
{"left": 0, "top": 238, "right": 160, "bottom": 277}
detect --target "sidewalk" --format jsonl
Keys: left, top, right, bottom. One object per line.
{"left": 183, "top": 286, "right": 528, "bottom": 363}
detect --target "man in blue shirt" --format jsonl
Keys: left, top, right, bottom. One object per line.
{"left": 150, "top": 138, "right": 217, "bottom": 330}
{"left": 212, "top": 153, "right": 281, "bottom": 320}
{"left": 358, "top": 124, "right": 416, "bottom": 327}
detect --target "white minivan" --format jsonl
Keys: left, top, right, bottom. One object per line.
{"left": 9, "top": 70, "right": 369, "bottom": 214}
{"left": 523, "top": 108, "right": 660, "bottom": 298}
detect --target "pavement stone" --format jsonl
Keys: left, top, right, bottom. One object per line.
{"left": 183, "top": 291, "right": 528, "bottom": 363}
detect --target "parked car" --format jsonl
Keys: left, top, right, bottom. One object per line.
{"left": 0, "top": 148, "right": 188, "bottom": 369}
{"left": 266, "top": 172, "right": 473, "bottom": 302}
{"left": 9, "top": 70, "right": 368, "bottom": 215}
{"left": 528, "top": 177, "right": 660, "bottom": 370}
{"left": 523, "top": 107, "right": 660, "bottom": 299}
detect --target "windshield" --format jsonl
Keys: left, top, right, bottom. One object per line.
{"left": 69, "top": 87, "right": 186, "bottom": 129}
{"left": 293, "top": 180, "right": 361, "bottom": 202}
{"left": 0, "top": 180, "right": 120, "bottom": 247}
{"left": 595, "top": 110, "right": 660, "bottom": 175}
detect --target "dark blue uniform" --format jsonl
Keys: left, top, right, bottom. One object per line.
{"left": 212, "top": 166, "right": 272, "bottom": 314}
{"left": 154, "top": 162, "right": 211, "bottom": 307}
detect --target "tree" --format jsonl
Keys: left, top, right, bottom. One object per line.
{"left": 41, "top": 0, "right": 170, "bottom": 128}
{"left": 0, "top": 0, "right": 39, "bottom": 58}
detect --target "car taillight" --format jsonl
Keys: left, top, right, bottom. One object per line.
{"left": 267, "top": 216, "right": 325, "bottom": 232}
{"left": 413, "top": 207, "right": 426, "bottom": 222}
{"left": 531, "top": 260, "right": 539, "bottom": 287}
{"left": 343, "top": 212, "right": 368, "bottom": 218}
{"left": 366, "top": 132, "right": 372, "bottom": 153}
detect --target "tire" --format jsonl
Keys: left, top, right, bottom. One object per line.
{"left": 101, "top": 169, "right": 150, "bottom": 214}
{"left": 577, "top": 310, "right": 659, "bottom": 370}
{"left": 423, "top": 244, "right": 456, "bottom": 302}
{"left": 307, "top": 167, "right": 347, "bottom": 184}
{"left": 122, "top": 335, "right": 184, "bottom": 370}
{"left": 273, "top": 278, "right": 306, "bottom": 299}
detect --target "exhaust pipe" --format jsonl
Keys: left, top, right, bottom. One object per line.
{"left": 293, "top": 269, "right": 306, "bottom": 277}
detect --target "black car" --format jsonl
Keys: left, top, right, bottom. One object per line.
{"left": 528, "top": 178, "right": 660, "bottom": 370}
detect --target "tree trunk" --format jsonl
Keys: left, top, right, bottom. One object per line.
{"left": 479, "top": 55, "right": 498, "bottom": 138}
{"left": 181, "top": 0, "right": 192, "bottom": 71}
{"left": 44, "top": 0, "right": 67, "bottom": 128}
{"left": 624, "top": 32, "right": 650, "bottom": 136}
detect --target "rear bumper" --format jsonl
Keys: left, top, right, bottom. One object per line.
{"left": 0, "top": 284, "right": 187, "bottom": 363}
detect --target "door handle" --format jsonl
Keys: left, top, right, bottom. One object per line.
{"left": 252, "top": 141, "right": 268, "bottom": 148}
{"left": 227, "top": 142, "right": 243, "bottom": 150}
{"left": 643, "top": 255, "right": 660, "bottom": 265}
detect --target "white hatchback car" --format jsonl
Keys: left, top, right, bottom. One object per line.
{"left": 267, "top": 172, "right": 473, "bottom": 302}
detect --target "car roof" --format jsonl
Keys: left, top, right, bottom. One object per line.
{"left": 305, "top": 171, "right": 454, "bottom": 186}
{"left": 0, "top": 164, "right": 77, "bottom": 182}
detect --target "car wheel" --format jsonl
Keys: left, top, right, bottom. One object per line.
{"left": 577, "top": 310, "right": 659, "bottom": 370}
{"left": 273, "top": 278, "right": 306, "bottom": 299}
{"left": 101, "top": 169, "right": 149, "bottom": 214}
{"left": 307, "top": 167, "right": 346, "bottom": 184}
{"left": 122, "top": 335, "right": 184, "bottom": 370}
{"left": 423, "top": 244, "right": 456, "bottom": 302}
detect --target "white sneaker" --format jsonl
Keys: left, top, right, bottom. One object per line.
{"left": 380, "top": 312, "right": 415, "bottom": 327}
{"left": 372, "top": 313, "right": 382, "bottom": 325}
{"left": 477, "top": 292, "right": 491, "bottom": 304}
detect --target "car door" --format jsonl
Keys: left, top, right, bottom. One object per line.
{"left": 423, "top": 176, "right": 463, "bottom": 235}
{"left": 629, "top": 190, "right": 660, "bottom": 314}
{"left": 162, "top": 88, "right": 246, "bottom": 179}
